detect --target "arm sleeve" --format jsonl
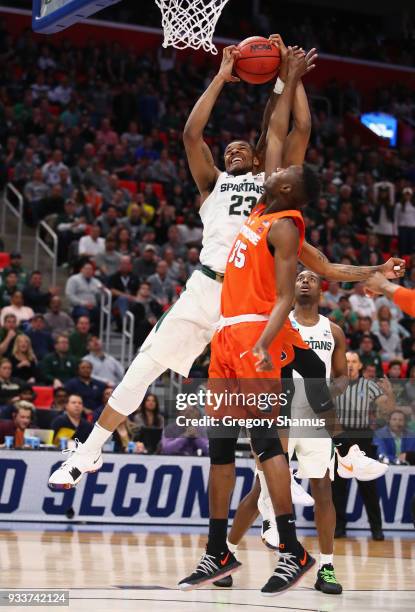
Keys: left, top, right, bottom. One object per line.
{"left": 393, "top": 287, "right": 415, "bottom": 317}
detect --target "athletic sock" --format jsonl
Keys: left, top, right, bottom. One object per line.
{"left": 80, "top": 423, "right": 112, "bottom": 454}
{"left": 319, "top": 553, "right": 333, "bottom": 568}
{"left": 226, "top": 538, "right": 238, "bottom": 554}
{"left": 333, "top": 432, "right": 353, "bottom": 457}
{"left": 207, "top": 519, "right": 228, "bottom": 555}
{"left": 276, "top": 514, "right": 300, "bottom": 555}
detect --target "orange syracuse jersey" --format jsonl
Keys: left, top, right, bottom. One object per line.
{"left": 221, "top": 205, "right": 305, "bottom": 317}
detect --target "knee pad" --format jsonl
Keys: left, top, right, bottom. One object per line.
{"left": 208, "top": 436, "right": 237, "bottom": 465}
{"left": 251, "top": 436, "right": 283, "bottom": 463}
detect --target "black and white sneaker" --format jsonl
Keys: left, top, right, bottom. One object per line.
{"left": 261, "top": 546, "right": 315, "bottom": 596}
{"left": 314, "top": 563, "right": 343, "bottom": 594}
{"left": 178, "top": 549, "right": 241, "bottom": 591}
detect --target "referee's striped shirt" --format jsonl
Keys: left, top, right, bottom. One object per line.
{"left": 335, "top": 377, "right": 383, "bottom": 429}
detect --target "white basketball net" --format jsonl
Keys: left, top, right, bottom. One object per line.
{"left": 154, "top": 0, "right": 230, "bottom": 54}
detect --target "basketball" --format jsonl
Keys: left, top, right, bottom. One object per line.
{"left": 234, "top": 36, "right": 281, "bottom": 85}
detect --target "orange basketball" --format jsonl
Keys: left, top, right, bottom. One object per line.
{"left": 234, "top": 36, "right": 281, "bottom": 85}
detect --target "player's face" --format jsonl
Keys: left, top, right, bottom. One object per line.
{"left": 265, "top": 165, "right": 303, "bottom": 203}
{"left": 295, "top": 271, "right": 321, "bottom": 303}
{"left": 224, "top": 141, "right": 254, "bottom": 175}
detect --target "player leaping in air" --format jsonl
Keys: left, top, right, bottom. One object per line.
{"left": 48, "top": 38, "right": 404, "bottom": 491}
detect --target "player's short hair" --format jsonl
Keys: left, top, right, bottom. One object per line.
{"left": 302, "top": 164, "right": 321, "bottom": 206}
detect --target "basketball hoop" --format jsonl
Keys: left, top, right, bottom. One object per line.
{"left": 154, "top": 0, "right": 230, "bottom": 54}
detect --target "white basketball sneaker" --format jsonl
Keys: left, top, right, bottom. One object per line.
{"left": 257, "top": 494, "right": 279, "bottom": 550}
{"left": 48, "top": 440, "right": 103, "bottom": 490}
{"left": 336, "top": 444, "right": 388, "bottom": 481}
{"left": 290, "top": 469, "right": 315, "bottom": 507}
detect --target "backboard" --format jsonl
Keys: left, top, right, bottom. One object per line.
{"left": 32, "top": 0, "right": 122, "bottom": 34}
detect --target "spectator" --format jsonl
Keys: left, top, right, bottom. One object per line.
{"left": 387, "top": 360, "right": 407, "bottom": 404}
{"left": 56, "top": 198, "right": 87, "bottom": 264}
{"left": 129, "top": 281, "right": 163, "bottom": 347}
{"left": 374, "top": 410, "right": 415, "bottom": 463}
{"left": 44, "top": 296, "right": 75, "bottom": 339}
{"left": 113, "top": 417, "right": 145, "bottom": 454}
{"left": 177, "top": 213, "right": 203, "bottom": 246}
{"left": 42, "top": 149, "right": 68, "bottom": 186}
{"left": 147, "top": 148, "right": 177, "bottom": 184}
{"left": 349, "top": 282, "right": 376, "bottom": 319}
{"left": 65, "top": 360, "right": 106, "bottom": 413}
{"left": 78, "top": 224, "right": 105, "bottom": 257}
{"left": 65, "top": 262, "right": 102, "bottom": 330}
{"left": 160, "top": 406, "right": 208, "bottom": 456}
{"left": 402, "top": 321, "right": 415, "bottom": 360}
{"left": 97, "top": 205, "right": 120, "bottom": 236}
{"left": 93, "top": 385, "right": 114, "bottom": 422}
{"left": 0, "top": 314, "right": 21, "bottom": 358}
{"left": 2, "top": 252, "right": 28, "bottom": 287}
{"left": 185, "top": 247, "right": 202, "bottom": 277}
{"left": 94, "top": 235, "right": 122, "bottom": 280}
{"left": 69, "top": 316, "right": 91, "bottom": 360}
{"left": 362, "top": 363, "right": 377, "bottom": 380}
{"left": 404, "top": 365, "right": 415, "bottom": 407}
{"left": 360, "top": 234, "right": 384, "bottom": 266}
{"left": 0, "top": 401, "right": 33, "bottom": 448}
{"left": 349, "top": 316, "right": 382, "bottom": 352}
{"left": 0, "top": 271, "right": 20, "bottom": 307}
{"left": 372, "top": 181, "right": 395, "bottom": 251}
{"left": 0, "top": 291, "right": 34, "bottom": 326}
{"left": 0, "top": 358, "right": 27, "bottom": 412}
{"left": 130, "top": 392, "right": 164, "bottom": 453}
{"left": 358, "top": 334, "right": 383, "bottom": 378}
{"left": 148, "top": 260, "right": 175, "bottom": 306}
{"left": 83, "top": 336, "right": 124, "bottom": 386}
{"left": 10, "top": 334, "right": 38, "bottom": 383}
{"left": 50, "top": 387, "right": 69, "bottom": 413}
{"left": 375, "top": 319, "right": 402, "bottom": 361}
{"left": 40, "top": 334, "right": 78, "bottom": 388}
{"left": 51, "top": 393, "right": 93, "bottom": 446}
{"left": 329, "top": 295, "right": 358, "bottom": 335}
{"left": 132, "top": 244, "right": 157, "bottom": 279}
{"left": 23, "top": 168, "right": 50, "bottom": 226}
{"left": 109, "top": 256, "right": 140, "bottom": 319}
{"left": 115, "top": 226, "right": 133, "bottom": 256}
{"left": 395, "top": 187, "right": 415, "bottom": 255}
{"left": 372, "top": 304, "right": 409, "bottom": 340}
{"left": 22, "top": 270, "right": 55, "bottom": 314}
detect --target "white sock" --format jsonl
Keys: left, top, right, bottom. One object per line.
{"left": 319, "top": 553, "right": 333, "bottom": 568}
{"left": 81, "top": 423, "right": 112, "bottom": 454}
{"left": 226, "top": 538, "right": 238, "bottom": 554}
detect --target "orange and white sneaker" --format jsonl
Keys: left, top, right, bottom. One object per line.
{"left": 336, "top": 444, "right": 388, "bottom": 481}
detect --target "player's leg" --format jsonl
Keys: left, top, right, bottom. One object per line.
{"left": 49, "top": 271, "right": 221, "bottom": 489}
{"left": 250, "top": 426, "right": 315, "bottom": 596}
{"left": 179, "top": 329, "right": 242, "bottom": 590}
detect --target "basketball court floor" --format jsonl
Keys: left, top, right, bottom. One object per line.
{"left": 1, "top": 524, "right": 413, "bottom": 611}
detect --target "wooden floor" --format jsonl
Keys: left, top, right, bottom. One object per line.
{"left": 0, "top": 529, "right": 414, "bottom": 611}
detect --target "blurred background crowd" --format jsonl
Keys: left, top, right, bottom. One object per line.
{"left": 0, "top": 13, "right": 414, "bottom": 462}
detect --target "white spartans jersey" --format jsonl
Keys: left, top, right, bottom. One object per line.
{"left": 289, "top": 312, "right": 335, "bottom": 416}
{"left": 199, "top": 171, "right": 265, "bottom": 274}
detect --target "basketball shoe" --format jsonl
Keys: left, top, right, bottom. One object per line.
{"left": 261, "top": 545, "right": 315, "bottom": 595}
{"left": 290, "top": 469, "right": 314, "bottom": 506}
{"left": 314, "top": 563, "right": 343, "bottom": 595}
{"left": 258, "top": 494, "right": 279, "bottom": 550}
{"left": 336, "top": 444, "right": 388, "bottom": 481}
{"left": 178, "top": 548, "right": 241, "bottom": 590}
{"left": 48, "top": 440, "right": 103, "bottom": 489}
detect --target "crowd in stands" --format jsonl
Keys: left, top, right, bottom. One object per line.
{"left": 0, "top": 23, "right": 414, "bottom": 459}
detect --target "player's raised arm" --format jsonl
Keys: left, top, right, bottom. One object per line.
{"left": 283, "top": 77, "right": 313, "bottom": 167}
{"left": 253, "top": 219, "right": 299, "bottom": 371}
{"left": 255, "top": 34, "right": 289, "bottom": 162}
{"left": 299, "top": 241, "right": 405, "bottom": 281}
{"left": 265, "top": 49, "right": 315, "bottom": 179}
{"left": 183, "top": 45, "right": 239, "bottom": 200}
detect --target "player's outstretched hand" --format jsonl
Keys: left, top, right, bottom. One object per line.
{"left": 381, "top": 257, "right": 406, "bottom": 279}
{"left": 218, "top": 45, "right": 241, "bottom": 83}
{"left": 364, "top": 271, "right": 392, "bottom": 296}
{"left": 253, "top": 343, "right": 274, "bottom": 372}
{"left": 287, "top": 47, "right": 317, "bottom": 80}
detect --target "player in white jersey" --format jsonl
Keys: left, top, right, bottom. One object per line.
{"left": 48, "top": 40, "right": 404, "bottom": 490}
